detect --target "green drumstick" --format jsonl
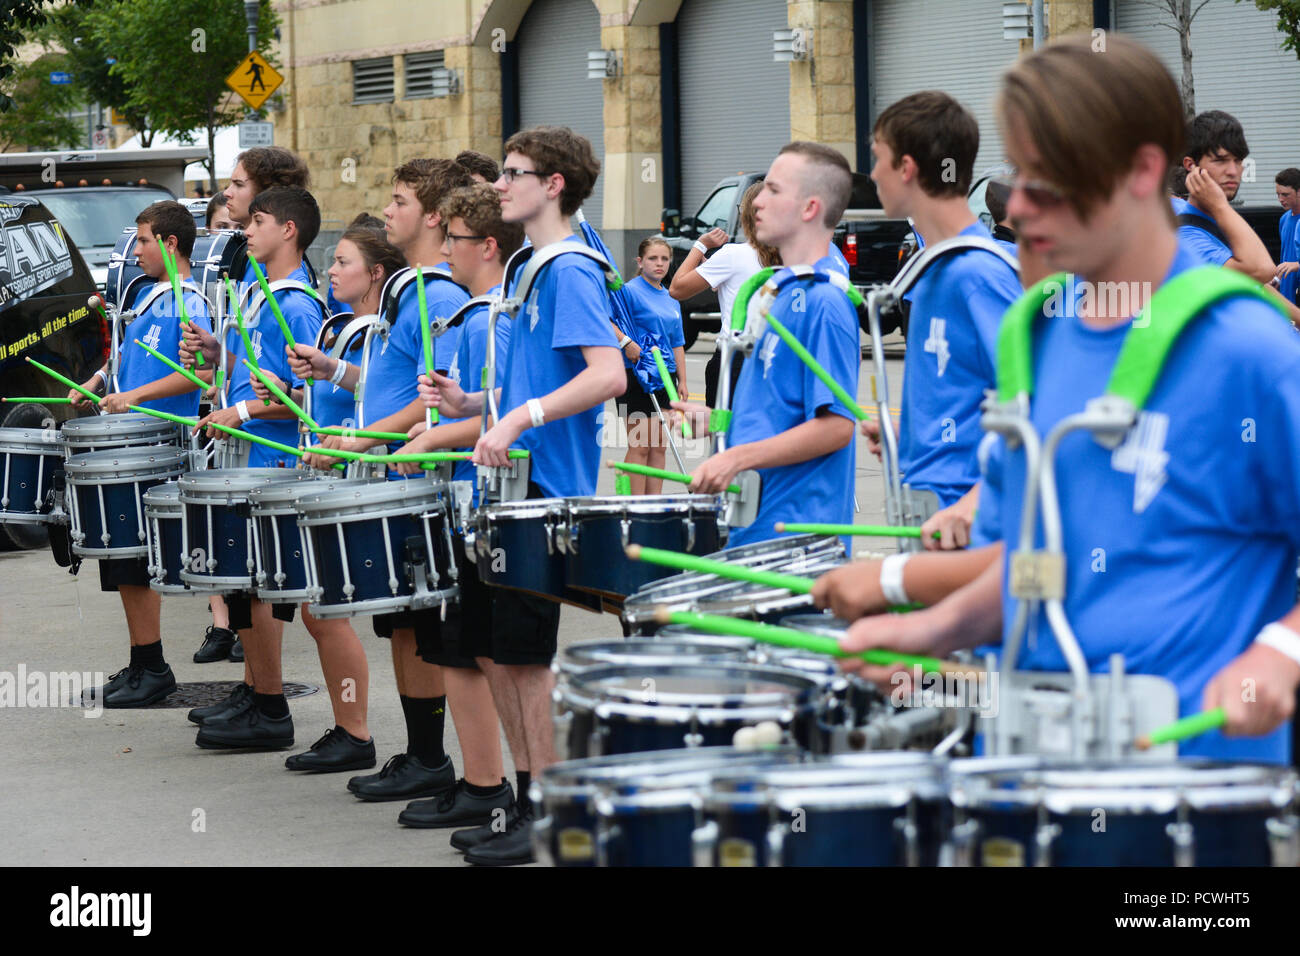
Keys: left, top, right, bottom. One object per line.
{"left": 652, "top": 609, "right": 974, "bottom": 677}
{"left": 313, "top": 425, "right": 411, "bottom": 442}
{"left": 360, "top": 449, "right": 531, "bottom": 465}
{"left": 242, "top": 359, "right": 319, "bottom": 430}
{"left": 1135, "top": 707, "right": 1227, "bottom": 751}
{"left": 25, "top": 356, "right": 102, "bottom": 404}
{"left": 247, "top": 254, "right": 311, "bottom": 385}
{"left": 775, "top": 521, "right": 940, "bottom": 541}
{"left": 650, "top": 346, "right": 691, "bottom": 439}
{"left": 761, "top": 309, "right": 867, "bottom": 421}
{"left": 2, "top": 396, "right": 75, "bottom": 405}
{"left": 127, "top": 404, "right": 344, "bottom": 471}
{"left": 134, "top": 338, "right": 209, "bottom": 391}
{"left": 416, "top": 266, "right": 438, "bottom": 426}
{"left": 615, "top": 474, "right": 632, "bottom": 496}
{"left": 626, "top": 544, "right": 818, "bottom": 594}
{"left": 609, "top": 461, "right": 742, "bottom": 495}
{"left": 157, "top": 237, "right": 202, "bottom": 366}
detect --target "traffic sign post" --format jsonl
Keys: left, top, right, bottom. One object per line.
{"left": 224, "top": 51, "right": 283, "bottom": 112}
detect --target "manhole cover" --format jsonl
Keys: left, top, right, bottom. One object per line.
{"left": 78, "top": 680, "right": 319, "bottom": 709}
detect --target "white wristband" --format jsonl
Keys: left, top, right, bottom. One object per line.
{"left": 527, "top": 398, "right": 546, "bottom": 429}
{"left": 692, "top": 240, "right": 708, "bottom": 256}
{"left": 330, "top": 359, "right": 348, "bottom": 385}
{"left": 236, "top": 400, "right": 252, "bottom": 423}
{"left": 93, "top": 368, "right": 108, "bottom": 390}
{"left": 879, "top": 552, "right": 912, "bottom": 606}
{"left": 1255, "top": 622, "right": 1300, "bottom": 668}
{"left": 618, "top": 335, "right": 632, "bottom": 349}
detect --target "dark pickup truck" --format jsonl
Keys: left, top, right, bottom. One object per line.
{"left": 660, "top": 172, "right": 912, "bottom": 348}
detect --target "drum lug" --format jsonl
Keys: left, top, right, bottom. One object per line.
{"left": 1165, "top": 819, "right": 1196, "bottom": 868}
{"left": 544, "top": 515, "right": 556, "bottom": 555}
{"left": 619, "top": 516, "right": 631, "bottom": 550}
{"left": 1033, "top": 821, "right": 1060, "bottom": 867}
{"left": 560, "top": 515, "right": 577, "bottom": 555}
{"left": 551, "top": 706, "right": 574, "bottom": 763}
{"left": 692, "top": 821, "right": 719, "bottom": 867}
{"left": 683, "top": 515, "right": 696, "bottom": 553}
{"left": 684, "top": 711, "right": 703, "bottom": 748}
{"left": 594, "top": 807, "right": 621, "bottom": 868}
{"left": 1266, "top": 814, "right": 1300, "bottom": 867}
{"left": 765, "top": 823, "right": 788, "bottom": 867}
{"left": 948, "top": 818, "right": 981, "bottom": 867}
{"left": 531, "top": 814, "right": 556, "bottom": 867}
{"left": 893, "top": 807, "right": 921, "bottom": 867}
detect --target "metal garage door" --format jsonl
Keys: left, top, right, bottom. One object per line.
{"left": 869, "top": 0, "right": 1022, "bottom": 177}
{"left": 1116, "top": 0, "right": 1300, "bottom": 204}
{"left": 516, "top": 0, "right": 605, "bottom": 228}
{"left": 677, "top": 0, "right": 791, "bottom": 217}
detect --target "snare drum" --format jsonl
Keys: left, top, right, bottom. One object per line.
{"left": 64, "top": 446, "right": 188, "bottom": 558}
{"left": 553, "top": 661, "right": 827, "bottom": 760}
{"left": 557, "top": 495, "right": 726, "bottom": 599}
{"left": 61, "top": 413, "right": 181, "bottom": 457}
{"left": 473, "top": 498, "right": 603, "bottom": 612}
{"left": 557, "top": 637, "right": 754, "bottom": 679}
{"left": 696, "top": 753, "right": 949, "bottom": 867}
{"left": 947, "top": 759, "right": 1300, "bottom": 867}
{"left": 249, "top": 476, "right": 375, "bottom": 603}
{"left": 297, "top": 477, "right": 458, "bottom": 618}
{"left": 0, "top": 426, "right": 63, "bottom": 524}
{"left": 532, "top": 748, "right": 803, "bottom": 867}
{"left": 178, "top": 469, "right": 309, "bottom": 592}
{"left": 143, "top": 481, "right": 191, "bottom": 594}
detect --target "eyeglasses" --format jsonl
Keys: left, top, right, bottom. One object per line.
{"left": 1009, "top": 174, "right": 1068, "bottom": 209}
{"left": 500, "top": 166, "right": 547, "bottom": 184}
{"left": 445, "top": 232, "right": 486, "bottom": 244}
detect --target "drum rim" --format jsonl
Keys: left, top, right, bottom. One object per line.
{"left": 64, "top": 448, "right": 187, "bottom": 479}
{"left": 248, "top": 475, "right": 375, "bottom": 510}
{"left": 561, "top": 637, "right": 756, "bottom": 666}
{"left": 562, "top": 494, "right": 722, "bottom": 517}
{"left": 563, "top": 661, "right": 824, "bottom": 708}
{"left": 179, "top": 468, "right": 309, "bottom": 497}
{"left": 477, "top": 497, "right": 566, "bottom": 520}
{"left": 295, "top": 476, "right": 449, "bottom": 515}
{"left": 61, "top": 413, "right": 178, "bottom": 437}
{"left": 0, "top": 427, "right": 64, "bottom": 450}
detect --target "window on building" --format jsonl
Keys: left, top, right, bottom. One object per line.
{"left": 404, "top": 51, "right": 445, "bottom": 99}
{"left": 352, "top": 57, "right": 395, "bottom": 104}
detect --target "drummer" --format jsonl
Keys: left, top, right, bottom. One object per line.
{"left": 68, "top": 200, "right": 213, "bottom": 707}
{"left": 672, "top": 142, "right": 860, "bottom": 548}
{"left": 832, "top": 34, "right": 1300, "bottom": 763}
{"left": 180, "top": 186, "right": 327, "bottom": 749}
{"left": 863, "top": 92, "right": 1023, "bottom": 550}
{"left": 298, "top": 159, "right": 487, "bottom": 806}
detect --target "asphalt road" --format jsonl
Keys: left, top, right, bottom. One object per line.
{"left": 0, "top": 335, "right": 904, "bottom": 866}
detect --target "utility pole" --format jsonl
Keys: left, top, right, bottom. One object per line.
{"left": 1032, "top": 0, "right": 1045, "bottom": 48}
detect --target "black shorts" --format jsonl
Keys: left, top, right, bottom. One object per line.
{"left": 98, "top": 557, "right": 151, "bottom": 592}
{"left": 704, "top": 349, "right": 744, "bottom": 409}
{"left": 616, "top": 367, "right": 671, "bottom": 421}
{"left": 225, "top": 592, "right": 296, "bottom": 630}
{"left": 372, "top": 603, "right": 479, "bottom": 670}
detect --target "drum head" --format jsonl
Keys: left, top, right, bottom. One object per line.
{"left": 571, "top": 662, "right": 822, "bottom": 707}
{"left": 179, "top": 467, "right": 308, "bottom": 500}
{"left": 297, "top": 475, "right": 448, "bottom": 521}
{"left": 562, "top": 638, "right": 753, "bottom": 671}
{"left": 61, "top": 413, "right": 177, "bottom": 443}
{"left": 64, "top": 445, "right": 187, "bottom": 480}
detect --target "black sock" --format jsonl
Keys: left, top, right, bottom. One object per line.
{"left": 515, "top": 771, "right": 532, "bottom": 807}
{"left": 254, "top": 692, "right": 289, "bottom": 718}
{"left": 130, "top": 640, "right": 165, "bottom": 670}
{"left": 465, "top": 778, "right": 506, "bottom": 797}
{"left": 400, "top": 695, "right": 447, "bottom": 766}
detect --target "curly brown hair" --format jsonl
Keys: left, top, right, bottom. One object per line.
{"left": 438, "top": 184, "right": 525, "bottom": 264}
{"left": 237, "top": 147, "right": 310, "bottom": 192}
{"left": 503, "top": 126, "right": 600, "bottom": 217}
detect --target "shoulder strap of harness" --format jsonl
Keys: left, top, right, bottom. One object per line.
{"left": 500, "top": 241, "right": 621, "bottom": 315}
{"left": 890, "top": 234, "right": 1020, "bottom": 298}
{"left": 379, "top": 266, "right": 465, "bottom": 326}
{"left": 1175, "top": 213, "right": 1230, "bottom": 248}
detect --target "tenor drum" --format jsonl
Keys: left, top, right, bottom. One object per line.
{"left": 0, "top": 426, "right": 63, "bottom": 524}
{"left": 143, "top": 481, "right": 191, "bottom": 595}
{"left": 106, "top": 226, "right": 246, "bottom": 308}
{"left": 557, "top": 495, "right": 726, "bottom": 599}
{"left": 473, "top": 498, "right": 602, "bottom": 612}
{"left": 297, "top": 477, "right": 458, "bottom": 618}
{"left": 557, "top": 637, "right": 754, "bottom": 679}
{"left": 61, "top": 413, "right": 181, "bottom": 458}
{"left": 947, "top": 758, "right": 1300, "bottom": 867}
{"left": 64, "top": 446, "right": 188, "bottom": 558}
{"left": 178, "top": 469, "right": 309, "bottom": 592}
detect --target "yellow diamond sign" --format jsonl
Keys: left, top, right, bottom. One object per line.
{"left": 225, "top": 51, "right": 283, "bottom": 111}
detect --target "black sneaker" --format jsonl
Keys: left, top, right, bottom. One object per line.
{"left": 228, "top": 637, "right": 244, "bottom": 663}
{"left": 82, "top": 665, "right": 133, "bottom": 706}
{"left": 399, "top": 779, "right": 514, "bottom": 829}
{"left": 347, "top": 753, "right": 455, "bottom": 802}
{"left": 188, "top": 682, "right": 253, "bottom": 726}
{"left": 464, "top": 803, "right": 536, "bottom": 866}
{"left": 195, "top": 704, "right": 294, "bottom": 750}
{"left": 285, "top": 727, "right": 377, "bottom": 773}
{"left": 102, "top": 663, "right": 177, "bottom": 708}
{"left": 450, "top": 801, "right": 524, "bottom": 852}
{"left": 194, "top": 625, "right": 237, "bottom": 663}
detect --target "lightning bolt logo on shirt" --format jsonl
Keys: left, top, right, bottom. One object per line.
{"left": 924, "top": 318, "right": 950, "bottom": 377}
{"left": 1111, "top": 411, "right": 1169, "bottom": 513}
{"left": 758, "top": 332, "right": 779, "bottom": 377}
{"left": 141, "top": 324, "right": 162, "bottom": 352}
{"left": 527, "top": 298, "right": 541, "bottom": 332}
{"left": 249, "top": 330, "right": 264, "bottom": 363}
{"left": 447, "top": 348, "right": 461, "bottom": 387}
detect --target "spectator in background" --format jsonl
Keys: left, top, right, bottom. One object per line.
{"left": 670, "top": 182, "right": 780, "bottom": 407}
{"left": 1275, "top": 168, "right": 1300, "bottom": 304}
{"left": 984, "top": 178, "right": 1016, "bottom": 244}
{"left": 205, "top": 194, "right": 238, "bottom": 232}
{"left": 455, "top": 150, "right": 500, "bottom": 185}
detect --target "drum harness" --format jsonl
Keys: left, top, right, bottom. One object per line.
{"left": 979, "top": 265, "right": 1283, "bottom": 759}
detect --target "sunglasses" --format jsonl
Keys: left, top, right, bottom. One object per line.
{"left": 500, "top": 166, "right": 547, "bottom": 184}
{"left": 1009, "top": 174, "right": 1068, "bottom": 209}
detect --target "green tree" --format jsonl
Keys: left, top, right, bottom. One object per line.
{"left": 1240, "top": 1, "right": 1300, "bottom": 58}
{"left": 0, "top": 0, "right": 88, "bottom": 112}
{"left": 87, "top": 0, "right": 280, "bottom": 190}
{"left": 0, "top": 51, "right": 84, "bottom": 151}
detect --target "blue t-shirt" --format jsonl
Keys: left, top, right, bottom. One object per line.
{"left": 227, "top": 262, "right": 323, "bottom": 467}
{"left": 899, "top": 222, "right": 1021, "bottom": 507}
{"left": 119, "top": 281, "right": 211, "bottom": 420}
{"left": 445, "top": 284, "right": 509, "bottom": 499}
{"left": 978, "top": 245, "right": 1300, "bottom": 763}
{"left": 1280, "top": 211, "right": 1298, "bottom": 304}
{"left": 501, "top": 236, "right": 619, "bottom": 498}
{"left": 362, "top": 270, "right": 469, "bottom": 428}
{"left": 616, "top": 274, "right": 684, "bottom": 374}
{"left": 726, "top": 257, "right": 860, "bottom": 548}
{"left": 826, "top": 242, "right": 850, "bottom": 276}
{"left": 1170, "top": 196, "right": 1232, "bottom": 267}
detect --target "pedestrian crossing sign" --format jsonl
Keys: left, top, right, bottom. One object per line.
{"left": 225, "top": 51, "right": 283, "bottom": 111}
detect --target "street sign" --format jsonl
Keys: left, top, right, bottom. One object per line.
{"left": 91, "top": 129, "right": 109, "bottom": 148}
{"left": 224, "top": 51, "right": 283, "bottom": 111}
{"left": 49, "top": 72, "right": 72, "bottom": 85}
{"left": 110, "top": 107, "right": 127, "bottom": 125}
{"left": 238, "top": 121, "right": 274, "bottom": 148}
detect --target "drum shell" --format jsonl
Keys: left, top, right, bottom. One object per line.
{"left": 64, "top": 446, "right": 187, "bottom": 558}
{"left": 474, "top": 499, "right": 566, "bottom": 598}
{"left": 0, "top": 427, "right": 63, "bottom": 524}
{"left": 558, "top": 495, "right": 726, "bottom": 599}
{"left": 143, "top": 481, "right": 190, "bottom": 594}
{"left": 61, "top": 413, "right": 181, "bottom": 457}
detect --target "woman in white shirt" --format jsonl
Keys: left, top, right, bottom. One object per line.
{"left": 669, "top": 182, "right": 780, "bottom": 406}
